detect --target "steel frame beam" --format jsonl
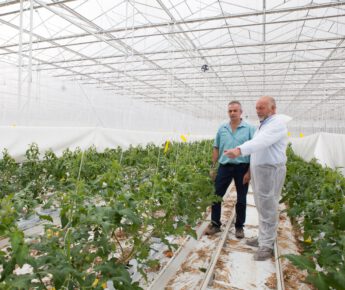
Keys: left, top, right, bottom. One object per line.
{"left": 14, "top": 46, "right": 344, "bottom": 71}
{"left": 3, "top": 36, "right": 340, "bottom": 65}
{"left": 285, "top": 38, "right": 345, "bottom": 115}
{"left": 0, "top": 0, "right": 78, "bottom": 16}
{"left": 34, "top": 0, "right": 211, "bottom": 108}
{"left": 51, "top": 57, "right": 345, "bottom": 77}
{"left": 1, "top": 0, "right": 344, "bottom": 121}
{"left": 1, "top": 13, "right": 344, "bottom": 49}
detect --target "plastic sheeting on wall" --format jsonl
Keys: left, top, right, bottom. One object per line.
{"left": 290, "top": 132, "right": 345, "bottom": 176}
{"left": 0, "top": 126, "right": 213, "bottom": 161}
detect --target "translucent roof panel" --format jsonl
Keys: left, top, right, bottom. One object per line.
{"left": 0, "top": 0, "right": 344, "bottom": 134}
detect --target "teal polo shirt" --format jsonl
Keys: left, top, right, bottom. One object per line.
{"left": 214, "top": 120, "right": 256, "bottom": 165}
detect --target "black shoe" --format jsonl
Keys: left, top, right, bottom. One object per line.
{"left": 205, "top": 223, "right": 221, "bottom": 235}
{"left": 235, "top": 228, "right": 244, "bottom": 239}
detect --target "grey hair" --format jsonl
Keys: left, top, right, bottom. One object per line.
{"left": 228, "top": 100, "right": 242, "bottom": 108}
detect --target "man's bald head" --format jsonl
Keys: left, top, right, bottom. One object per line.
{"left": 258, "top": 96, "right": 276, "bottom": 109}
{"left": 256, "top": 96, "right": 277, "bottom": 121}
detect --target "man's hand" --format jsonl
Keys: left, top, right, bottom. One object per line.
{"left": 243, "top": 171, "right": 250, "bottom": 184}
{"left": 224, "top": 147, "right": 241, "bottom": 159}
{"left": 209, "top": 168, "right": 217, "bottom": 182}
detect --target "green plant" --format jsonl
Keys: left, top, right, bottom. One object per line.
{"left": 0, "top": 140, "right": 216, "bottom": 289}
{"left": 282, "top": 146, "right": 345, "bottom": 290}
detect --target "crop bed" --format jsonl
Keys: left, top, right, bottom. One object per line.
{"left": 0, "top": 141, "right": 216, "bottom": 289}
{"left": 0, "top": 142, "right": 344, "bottom": 290}
{"left": 281, "top": 147, "right": 345, "bottom": 290}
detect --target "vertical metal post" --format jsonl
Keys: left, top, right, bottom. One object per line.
{"left": 28, "top": 0, "right": 33, "bottom": 84}
{"left": 263, "top": 0, "right": 266, "bottom": 94}
{"left": 18, "top": 0, "right": 24, "bottom": 112}
{"left": 25, "top": 0, "right": 34, "bottom": 125}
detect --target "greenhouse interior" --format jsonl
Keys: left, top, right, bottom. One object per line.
{"left": 0, "top": 0, "right": 344, "bottom": 289}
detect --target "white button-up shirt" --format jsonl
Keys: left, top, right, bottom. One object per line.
{"left": 239, "top": 115, "right": 288, "bottom": 166}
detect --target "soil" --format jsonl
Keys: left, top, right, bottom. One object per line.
{"left": 277, "top": 210, "right": 314, "bottom": 290}
{"left": 265, "top": 273, "right": 277, "bottom": 289}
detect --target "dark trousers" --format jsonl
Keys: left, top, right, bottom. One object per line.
{"left": 211, "top": 163, "right": 249, "bottom": 228}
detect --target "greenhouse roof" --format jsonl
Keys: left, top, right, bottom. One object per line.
{"left": 1, "top": 0, "right": 344, "bottom": 121}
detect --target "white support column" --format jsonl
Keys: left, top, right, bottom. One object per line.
{"left": 263, "top": 0, "right": 266, "bottom": 94}
{"left": 28, "top": 0, "right": 33, "bottom": 84}
{"left": 18, "top": 0, "right": 24, "bottom": 113}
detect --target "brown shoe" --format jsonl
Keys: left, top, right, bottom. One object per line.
{"left": 204, "top": 223, "right": 221, "bottom": 235}
{"left": 235, "top": 228, "right": 244, "bottom": 239}
{"left": 254, "top": 247, "right": 273, "bottom": 261}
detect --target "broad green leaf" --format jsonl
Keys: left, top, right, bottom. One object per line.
{"left": 306, "top": 272, "right": 329, "bottom": 290}
{"left": 284, "top": 254, "right": 315, "bottom": 271}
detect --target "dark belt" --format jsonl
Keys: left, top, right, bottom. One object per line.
{"left": 220, "top": 163, "right": 249, "bottom": 167}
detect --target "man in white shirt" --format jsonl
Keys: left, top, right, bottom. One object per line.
{"left": 224, "top": 96, "right": 287, "bottom": 261}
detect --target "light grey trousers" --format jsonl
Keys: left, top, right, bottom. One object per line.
{"left": 251, "top": 163, "right": 286, "bottom": 249}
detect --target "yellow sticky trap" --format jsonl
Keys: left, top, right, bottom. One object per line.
{"left": 11, "top": 124, "right": 16, "bottom": 127}
{"left": 92, "top": 278, "right": 99, "bottom": 287}
{"left": 180, "top": 134, "right": 187, "bottom": 142}
{"left": 300, "top": 133, "right": 304, "bottom": 138}
{"left": 287, "top": 132, "right": 291, "bottom": 137}
{"left": 305, "top": 236, "right": 312, "bottom": 244}
{"left": 102, "top": 282, "right": 107, "bottom": 289}
{"left": 164, "top": 140, "right": 170, "bottom": 154}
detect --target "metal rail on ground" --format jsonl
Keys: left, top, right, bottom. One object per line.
{"left": 199, "top": 209, "right": 236, "bottom": 290}
{"left": 275, "top": 238, "right": 286, "bottom": 290}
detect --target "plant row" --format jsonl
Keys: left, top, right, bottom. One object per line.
{"left": 282, "top": 146, "right": 345, "bottom": 290}
{"left": 0, "top": 141, "right": 216, "bottom": 289}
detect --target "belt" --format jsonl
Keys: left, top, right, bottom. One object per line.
{"left": 220, "top": 163, "right": 249, "bottom": 167}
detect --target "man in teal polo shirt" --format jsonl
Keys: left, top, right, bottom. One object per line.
{"left": 205, "top": 101, "right": 256, "bottom": 238}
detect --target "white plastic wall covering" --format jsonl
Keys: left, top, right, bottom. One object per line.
{"left": 290, "top": 133, "right": 345, "bottom": 176}
{"left": 0, "top": 126, "right": 214, "bottom": 162}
